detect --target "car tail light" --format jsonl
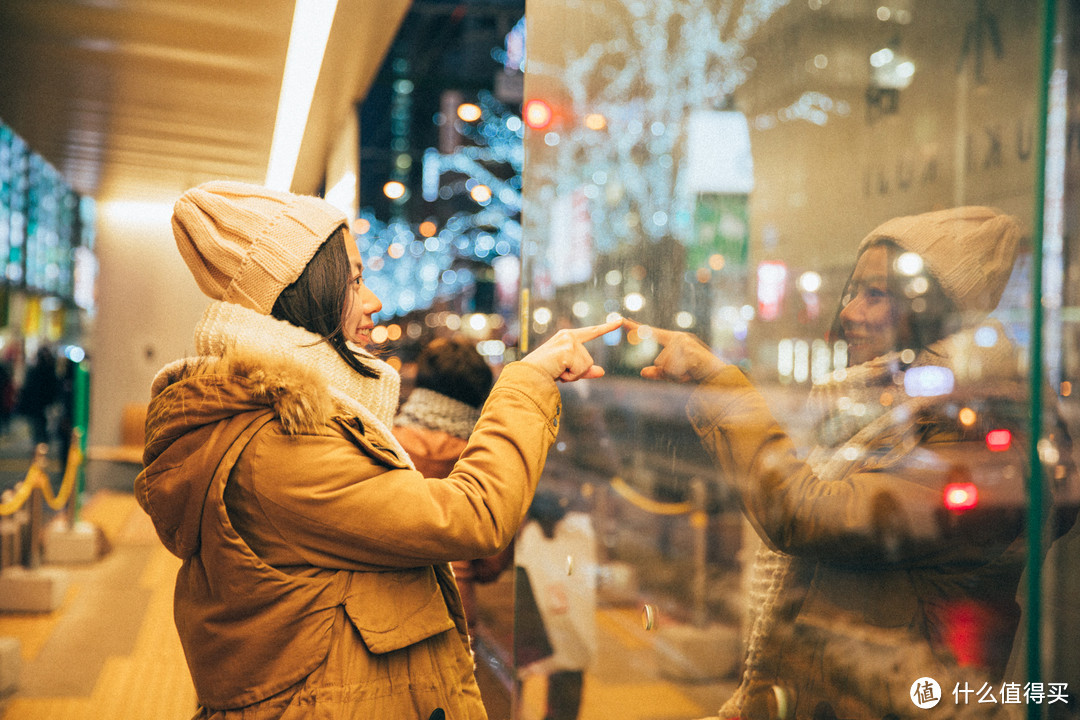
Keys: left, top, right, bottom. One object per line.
{"left": 944, "top": 482, "right": 979, "bottom": 513}
{"left": 985, "top": 429, "right": 1011, "bottom": 452}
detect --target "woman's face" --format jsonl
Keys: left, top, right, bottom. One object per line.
{"left": 839, "top": 244, "right": 899, "bottom": 366}
{"left": 342, "top": 231, "right": 382, "bottom": 346}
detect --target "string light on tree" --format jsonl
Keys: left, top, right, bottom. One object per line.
{"left": 527, "top": 0, "right": 791, "bottom": 250}
{"left": 357, "top": 90, "right": 523, "bottom": 320}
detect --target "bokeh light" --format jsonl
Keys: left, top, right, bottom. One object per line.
{"left": 524, "top": 99, "right": 553, "bottom": 130}
{"left": 457, "top": 103, "right": 482, "bottom": 122}
{"left": 382, "top": 181, "right": 406, "bottom": 200}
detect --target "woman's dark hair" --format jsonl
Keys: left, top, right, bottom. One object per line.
{"left": 271, "top": 226, "right": 379, "bottom": 378}
{"left": 415, "top": 336, "right": 493, "bottom": 408}
{"left": 829, "top": 239, "right": 958, "bottom": 360}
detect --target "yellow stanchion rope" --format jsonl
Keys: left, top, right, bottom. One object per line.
{"left": 0, "top": 433, "right": 84, "bottom": 516}
{"left": 608, "top": 476, "right": 693, "bottom": 516}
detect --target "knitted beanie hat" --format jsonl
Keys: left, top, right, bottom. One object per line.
{"left": 856, "top": 206, "right": 1022, "bottom": 315}
{"left": 172, "top": 180, "right": 347, "bottom": 314}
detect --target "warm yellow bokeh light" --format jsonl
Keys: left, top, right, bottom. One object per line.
{"left": 470, "top": 184, "right": 492, "bottom": 203}
{"left": 584, "top": 113, "right": 607, "bottom": 130}
{"left": 383, "top": 180, "right": 406, "bottom": 200}
{"left": 457, "top": 103, "right": 482, "bottom": 122}
{"left": 419, "top": 221, "right": 437, "bottom": 237}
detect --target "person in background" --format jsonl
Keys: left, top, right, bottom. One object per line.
{"left": 515, "top": 490, "right": 598, "bottom": 720}
{"left": 393, "top": 336, "right": 494, "bottom": 480}
{"left": 632, "top": 207, "right": 1077, "bottom": 720}
{"left": 17, "top": 345, "right": 57, "bottom": 447}
{"left": 0, "top": 358, "right": 15, "bottom": 436}
{"left": 393, "top": 336, "right": 516, "bottom": 714}
{"left": 55, "top": 353, "right": 77, "bottom": 466}
{"left": 135, "top": 180, "right": 622, "bottom": 720}
{"left": 393, "top": 336, "right": 515, "bottom": 630}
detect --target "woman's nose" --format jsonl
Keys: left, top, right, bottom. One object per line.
{"left": 363, "top": 286, "right": 383, "bottom": 315}
{"left": 839, "top": 294, "right": 861, "bottom": 324}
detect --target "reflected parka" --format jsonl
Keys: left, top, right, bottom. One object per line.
{"left": 692, "top": 324, "right": 1075, "bottom": 720}
{"left": 135, "top": 350, "right": 560, "bottom": 719}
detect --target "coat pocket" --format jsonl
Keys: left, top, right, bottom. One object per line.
{"left": 342, "top": 567, "right": 456, "bottom": 653}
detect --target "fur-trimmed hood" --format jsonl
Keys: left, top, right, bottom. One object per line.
{"left": 137, "top": 350, "right": 340, "bottom": 559}
{"left": 147, "top": 350, "right": 338, "bottom": 447}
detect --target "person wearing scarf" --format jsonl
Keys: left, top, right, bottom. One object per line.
{"left": 632, "top": 207, "right": 1076, "bottom": 720}
{"left": 392, "top": 338, "right": 516, "bottom": 713}
{"left": 135, "top": 181, "right": 621, "bottom": 720}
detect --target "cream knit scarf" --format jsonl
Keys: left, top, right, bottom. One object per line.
{"left": 190, "top": 300, "right": 413, "bottom": 468}
{"left": 719, "top": 323, "right": 1019, "bottom": 718}
{"left": 395, "top": 388, "right": 481, "bottom": 441}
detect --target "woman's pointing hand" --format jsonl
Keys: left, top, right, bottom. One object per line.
{"left": 522, "top": 317, "right": 624, "bottom": 382}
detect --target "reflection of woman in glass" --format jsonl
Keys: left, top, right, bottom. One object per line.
{"left": 631, "top": 207, "right": 1074, "bottom": 719}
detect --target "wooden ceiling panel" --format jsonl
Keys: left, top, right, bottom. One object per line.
{"left": 0, "top": 0, "right": 405, "bottom": 205}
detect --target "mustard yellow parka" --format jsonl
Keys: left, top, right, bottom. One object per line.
{"left": 135, "top": 350, "right": 560, "bottom": 719}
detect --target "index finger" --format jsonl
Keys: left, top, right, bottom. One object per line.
{"left": 623, "top": 318, "right": 678, "bottom": 346}
{"left": 566, "top": 317, "right": 624, "bottom": 342}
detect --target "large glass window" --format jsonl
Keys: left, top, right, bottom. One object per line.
{"left": 516, "top": 1, "right": 1079, "bottom": 718}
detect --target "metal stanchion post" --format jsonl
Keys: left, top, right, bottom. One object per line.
{"left": 690, "top": 477, "right": 708, "bottom": 628}
{"left": 26, "top": 444, "right": 49, "bottom": 570}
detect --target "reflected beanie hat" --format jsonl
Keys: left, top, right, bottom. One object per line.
{"left": 172, "top": 180, "right": 347, "bottom": 314}
{"left": 857, "top": 206, "right": 1022, "bottom": 315}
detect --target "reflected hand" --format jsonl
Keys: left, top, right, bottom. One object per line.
{"left": 522, "top": 317, "right": 624, "bottom": 382}
{"left": 625, "top": 319, "right": 725, "bottom": 383}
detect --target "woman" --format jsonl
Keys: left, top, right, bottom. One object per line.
{"left": 135, "top": 180, "right": 621, "bottom": 719}
{"left": 632, "top": 207, "right": 1074, "bottom": 719}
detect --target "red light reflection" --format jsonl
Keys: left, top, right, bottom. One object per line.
{"left": 523, "top": 99, "right": 553, "bottom": 130}
{"left": 985, "top": 428, "right": 1011, "bottom": 452}
{"left": 943, "top": 482, "right": 979, "bottom": 513}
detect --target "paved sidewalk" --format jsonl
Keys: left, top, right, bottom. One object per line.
{"left": 0, "top": 490, "right": 195, "bottom": 720}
